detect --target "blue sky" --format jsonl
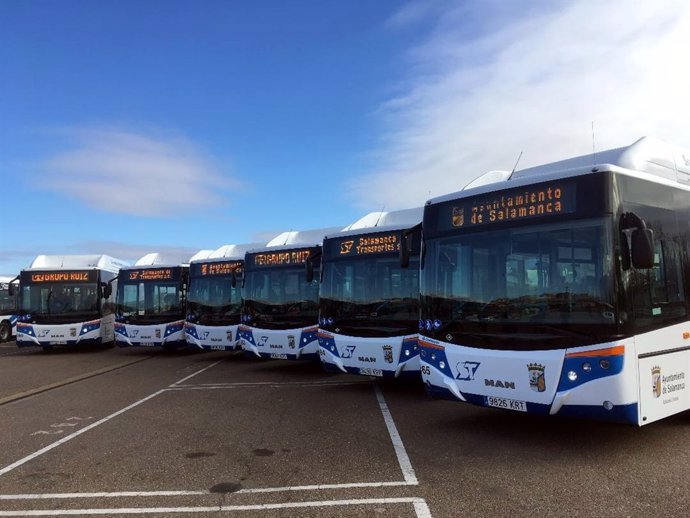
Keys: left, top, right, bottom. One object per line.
{"left": 2, "top": 0, "right": 690, "bottom": 276}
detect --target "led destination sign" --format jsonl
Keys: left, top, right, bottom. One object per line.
{"left": 338, "top": 232, "right": 400, "bottom": 256}
{"left": 249, "top": 247, "right": 319, "bottom": 268}
{"left": 27, "top": 270, "right": 97, "bottom": 283}
{"left": 451, "top": 183, "right": 576, "bottom": 229}
{"left": 195, "top": 261, "right": 243, "bottom": 276}
{"left": 126, "top": 268, "right": 178, "bottom": 282}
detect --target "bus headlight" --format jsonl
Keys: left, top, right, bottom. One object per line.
{"left": 600, "top": 359, "right": 610, "bottom": 370}
{"left": 567, "top": 370, "right": 578, "bottom": 381}
{"left": 582, "top": 362, "right": 592, "bottom": 373}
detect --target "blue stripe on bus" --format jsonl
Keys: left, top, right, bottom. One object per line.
{"left": 556, "top": 403, "right": 638, "bottom": 424}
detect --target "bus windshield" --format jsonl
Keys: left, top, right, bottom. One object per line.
{"left": 187, "top": 275, "right": 242, "bottom": 326}
{"left": 243, "top": 266, "right": 319, "bottom": 330}
{"left": 117, "top": 280, "right": 183, "bottom": 324}
{"left": 320, "top": 256, "right": 419, "bottom": 338}
{"left": 21, "top": 283, "right": 100, "bottom": 322}
{"left": 421, "top": 217, "right": 620, "bottom": 349}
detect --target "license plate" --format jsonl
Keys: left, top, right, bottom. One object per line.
{"left": 485, "top": 396, "right": 527, "bottom": 412}
{"left": 270, "top": 353, "right": 288, "bottom": 359}
{"left": 360, "top": 368, "right": 383, "bottom": 377}
{"left": 209, "top": 345, "right": 225, "bottom": 351}
{"left": 50, "top": 340, "right": 67, "bottom": 345}
{"left": 139, "top": 342, "right": 155, "bottom": 347}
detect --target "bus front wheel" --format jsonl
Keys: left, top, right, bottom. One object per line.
{"left": 0, "top": 322, "right": 10, "bottom": 343}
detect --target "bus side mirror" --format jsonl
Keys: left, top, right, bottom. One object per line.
{"left": 400, "top": 234, "right": 410, "bottom": 268}
{"left": 231, "top": 271, "right": 237, "bottom": 288}
{"left": 101, "top": 282, "right": 112, "bottom": 299}
{"left": 631, "top": 227, "right": 655, "bottom": 269}
{"left": 7, "top": 283, "right": 14, "bottom": 297}
{"left": 305, "top": 258, "right": 314, "bottom": 283}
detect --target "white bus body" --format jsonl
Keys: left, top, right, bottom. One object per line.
{"left": 0, "top": 276, "right": 19, "bottom": 342}
{"left": 115, "top": 251, "right": 210, "bottom": 350}
{"left": 239, "top": 227, "right": 342, "bottom": 361}
{"left": 185, "top": 243, "right": 264, "bottom": 351}
{"left": 16, "top": 255, "right": 127, "bottom": 349}
{"left": 318, "top": 208, "right": 423, "bottom": 378}
{"left": 419, "top": 137, "right": 690, "bottom": 425}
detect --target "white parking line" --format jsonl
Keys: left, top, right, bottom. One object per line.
{"left": 0, "top": 491, "right": 209, "bottom": 500}
{"left": 0, "top": 361, "right": 224, "bottom": 478}
{"left": 169, "top": 360, "right": 224, "bottom": 386}
{"left": 375, "top": 384, "right": 418, "bottom": 485}
{"left": 0, "top": 390, "right": 165, "bottom": 478}
{"left": 0, "top": 497, "right": 431, "bottom": 516}
{"left": 0, "top": 481, "right": 414, "bottom": 500}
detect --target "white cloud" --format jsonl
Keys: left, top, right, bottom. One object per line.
{"left": 384, "top": 0, "right": 450, "bottom": 30}
{"left": 352, "top": 0, "right": 690, "bottom": 209}
{"left": 38, "top": 127, "right": 241, "bottom": 217}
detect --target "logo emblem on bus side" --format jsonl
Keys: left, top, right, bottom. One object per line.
{"left": 456, "top": 361, "right": 480, "bottom": 381}
{"left": 527, "top": 363, "right": 546, "bottom": 392}
{"left": 452, "top": 207, "right": 464, "bottom": 227}
{"left": 652, "top": 366, "right": 662, "bottom": 398}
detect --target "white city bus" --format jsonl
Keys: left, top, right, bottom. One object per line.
{"left": 419, "top": 137, "right": 690, "bottom": 425}
{"left": 185, "top": 243, "right": 263, "bottom": 351}
{"left": 15, "top": 255, "right": 127, "bottom": 349}
{"left": 318, "top": 208, "right": 423, "bottom": 378}
{"left": 115, "top": 252, "right": 210, "bottom": 350}
{"left": 0, "top": 276, "right": 20, "bottom": 342}
{"left": 239, "top": 227, "right": 341, "bottom": 361}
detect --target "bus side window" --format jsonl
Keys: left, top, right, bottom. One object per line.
{"left": 631, "top": 238, "right": 687, "bottom": 330}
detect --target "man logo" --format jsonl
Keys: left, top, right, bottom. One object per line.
{"left": 652, "top": 366, "right": 662, "bottom": 398}
{"left": 340, "top": 240, "right": 355, "bottom": 254}
{"left": 452, "top": 207, "right": 464, "bottom": 228}
{"left": 527, "top": 363, "right": 546, "bottom": 392}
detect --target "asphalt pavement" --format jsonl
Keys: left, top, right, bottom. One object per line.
{"left": 1, "top": 340, "right": 689, "bottom": 517}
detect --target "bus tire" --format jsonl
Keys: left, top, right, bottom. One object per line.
{"left": 0, "top": 321, "right": 10, "bottom": 343}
